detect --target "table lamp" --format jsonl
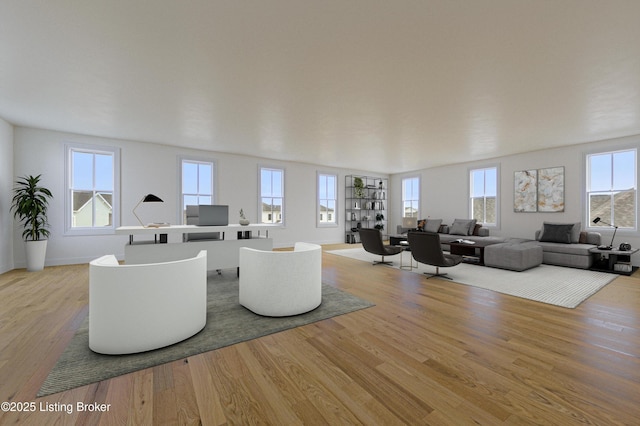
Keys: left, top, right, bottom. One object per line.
{"left": 133, "top": 194, "right": 163, "bottom": 227}
{"left": 592, "top": 217, "right": 617, "bottom": 250}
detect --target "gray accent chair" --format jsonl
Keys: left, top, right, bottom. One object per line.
{"left": 359, "top": 228, "right": 403, "bottom": 265}
{"left": 408, "top": 231, "right": 463, "bottom": 279}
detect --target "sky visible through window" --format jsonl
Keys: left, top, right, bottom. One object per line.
{"left": 72, "top": 151, "right": 113, "bottom": 190}
{"left": 589, "top": 150, "right": 635, "bottom": 191}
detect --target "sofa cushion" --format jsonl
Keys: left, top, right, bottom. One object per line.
{"left": 423, "top": 219, "right": 442, "bottom": 233}
{"left": 450, "top": 219, "right": 476, "bottom": 236}
{"left": 539, "top": 222, "right": 581, "bottom": 243}
{"left": 539, "top": 223, "right": 574, "bottom": 244}
{"left": 536, "top": 242, "right": 595, "bottom": 257}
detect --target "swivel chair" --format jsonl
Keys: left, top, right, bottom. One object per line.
{"left": 408, "top": 231, "right": 463, "bottom": 279}
{"left": 359, "top": 228, "right": 403, "bottom": 265}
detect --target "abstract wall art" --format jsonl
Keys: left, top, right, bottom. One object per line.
{"left": 514, "top": 166, "right": 564, "bottom": 212}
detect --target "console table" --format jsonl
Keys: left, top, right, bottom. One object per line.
{"left": 116, "top": 224, "right": 274, "bottom": 272}
{"left": 589, "top": 247, "right": 638, "bottom": 276}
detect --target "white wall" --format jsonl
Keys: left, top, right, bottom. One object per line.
{"left": 0, "top": 118, "right": 13, "bottom": 273}
{"left": 12, "top": 126, "right": 383, "bottom": 267}
{"left": 390, "top": 135, "right": 640, "bottom": 266}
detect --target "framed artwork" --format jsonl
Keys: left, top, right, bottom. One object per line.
{"left": 514, "top": 166, "right": 564, "bottom": 212}
{"left": 537, "top": 166, "right": 564, "bottom": 212}
{"left": 514, "top": 169, "right": 537, "bottom": 212}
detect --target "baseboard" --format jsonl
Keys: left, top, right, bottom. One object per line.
{"left": 12, "top": 254, "right": 125, "bottom": 269}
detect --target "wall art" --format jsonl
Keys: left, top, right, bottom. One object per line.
{"left": 514, "top": 166, "right": 564, "bottom": 212}
{"left": 514, "top": 169, "right": 537, "bottom": 212}
{"left": 537, "top": 166, "right": 564, "bottom": 212}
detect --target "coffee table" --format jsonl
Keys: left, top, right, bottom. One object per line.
{"left": 448, "top": 240, "right": 496, "bottom": 265}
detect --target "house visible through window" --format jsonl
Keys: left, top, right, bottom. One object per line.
{"left": 318, "top": 173, "right": 337, "bottom": 226}
{"left": 402, "top": 177, "right": 419, "bottom": 217}
{"left": 470, "top": 167, "right": 497, "bottom": 225}
{"left": 181, "top": 159, "right": 214, "bottom": 223}
{"left": 66, "top": 144, "right": 119, "bottom": 234}
{"left": 260, "top": 167, "right": 284, "bottom": 224}
{"left": 587, "top": 149, "right": 636, "bottom": 229}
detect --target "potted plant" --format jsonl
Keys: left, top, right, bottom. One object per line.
{"left": 353, "top": 176, "right": 366, "bottom": 198}
{"left": 11, "top": 174, "right": 53, "bottom": 271}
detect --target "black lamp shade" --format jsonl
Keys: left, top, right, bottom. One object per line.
{"left": 143, "top": 194, "right": 163, "bottom": 203}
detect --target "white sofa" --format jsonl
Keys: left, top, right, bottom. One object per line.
{"left": 239, "top": 242, "right": 322, "bottom": 316}
{"left": 89, "top": 250, "right": 207, "bottom": 355}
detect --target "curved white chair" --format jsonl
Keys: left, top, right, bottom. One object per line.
{"left": 89, "top": 250, "right": 207, "bottom": 354}
{"left": 239, "top": 242, "right": 322, "bottom": 316}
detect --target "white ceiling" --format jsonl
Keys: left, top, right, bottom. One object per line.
{"left": 2, "top": 1, "right": 640, "bottom": 174}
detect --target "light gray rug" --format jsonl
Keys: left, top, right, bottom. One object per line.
{"left": 38, "top": 271, "right": 374, "bottom": 397}
{"left": 327, "top": 247, "right": 617, "bottom": 309}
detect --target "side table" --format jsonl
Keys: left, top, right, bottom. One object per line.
{"left": 589, "top": 247, "right": 638, "bottom": 275}
{"left": 398, "top": 241, "right": 418, "bottom": 270}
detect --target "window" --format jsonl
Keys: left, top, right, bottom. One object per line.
{"left": 260, "top": 167, "right": 284, "bottom": 224}
{"left": 318, "top": 173, "right": 337, "bottom": 226}
{"left": 470, "top": 167, "right": 497, "bottom": 225}
{"left": 587, "top": 149, "right": 636, "bottom": 229}
{"left": 181, "top": 159, "right": 215, "bottom": 223}
{"left": 402, "top": 177, "right": 420, "bottom": 217}
{"left": 65, "top": 144, "right": 120, "bottom": 234}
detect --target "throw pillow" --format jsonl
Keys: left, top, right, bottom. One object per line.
{"left": 472, "top": 223, "right": 482, "bottom": 236}
{"left": 424, "top": 219, "right": 442, "bottom": 233}
{"left": 543, "top": 221, "right": 580, "bottom": 243}
{"left": 417, "top": 219, "right": 426, "bottom": 231}
{"left": 539, "top": 223, "right": 574, "bottom": 244}
{"left": 450, "top": 219, "right": 473, "bottom": 236}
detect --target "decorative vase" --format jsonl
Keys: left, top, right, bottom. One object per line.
{"left": 25, "top": 240, "right": 47, "bottom": 272}
{"left": 239, "top": 219, "right": 250, "bottom": 226}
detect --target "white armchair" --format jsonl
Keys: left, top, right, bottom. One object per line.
{"left": 239, "top": 242, "right": 322, "bottom": 316}
{"left": 89, "top": 250, "right": 207, "bottom": 354}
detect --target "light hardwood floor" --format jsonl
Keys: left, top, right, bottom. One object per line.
{"left": 1, "top": 244, "right": 639, "bottom": 425}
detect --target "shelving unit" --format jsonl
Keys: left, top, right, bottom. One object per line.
{"left": 345, "top": 175, "right": 388, "bottom": 243}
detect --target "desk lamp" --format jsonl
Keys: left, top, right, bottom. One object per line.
{"left": 133, "top": 194, "right": 163, "bottom": 227}
{"left": 592, "top": 217, "right": 617, "bottom": 250}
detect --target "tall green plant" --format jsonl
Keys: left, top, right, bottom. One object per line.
{"left": 11, "top": 174, "right": 53, "bottom": 241}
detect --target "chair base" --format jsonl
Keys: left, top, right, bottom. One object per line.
{"left": 373, "top": 260, "right": 394, "bottom": 265}
{"left": 423, "top": 267, "right": 453, "bottom": 279}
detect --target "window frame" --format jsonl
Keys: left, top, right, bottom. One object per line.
{"left": 258, "top": 165, "right": 285, "bottom": 226}
{"left": 401, "top": 176, "right": 420, "bottom": 218}
{"left": 64, "top": 143, "right": 120, "bottom": 236}
{"left": 317, "top": 172, "right": 338, "bottom": 227}
{"left": 585, "top": 147, "right": 637, "bottom": 231}
{"left": 179, "top": 157, "right": 217, "bottom": 224}
{"left": 469, "top": 165, "right": 499, "bottom": 227}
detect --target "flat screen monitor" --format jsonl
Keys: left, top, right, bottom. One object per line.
{"left": 186, "top": 205, "right": 229, "bottom": 226}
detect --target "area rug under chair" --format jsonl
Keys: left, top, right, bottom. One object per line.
{"left": 327, "top": 247, "right": 617, "bottom": 309}
{"left": 38, "top": 272, "right": 374, "bottom": 397}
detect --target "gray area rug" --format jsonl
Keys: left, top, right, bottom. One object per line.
{"left": 38, "top": 271, "right": 374, "bottom": 397}
{"left": 327, "top": 247, "right": 617, "bottom": 309}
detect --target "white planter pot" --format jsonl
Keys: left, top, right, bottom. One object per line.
{"left": 25, "top": 240, "right": 48, "bottom": 272}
